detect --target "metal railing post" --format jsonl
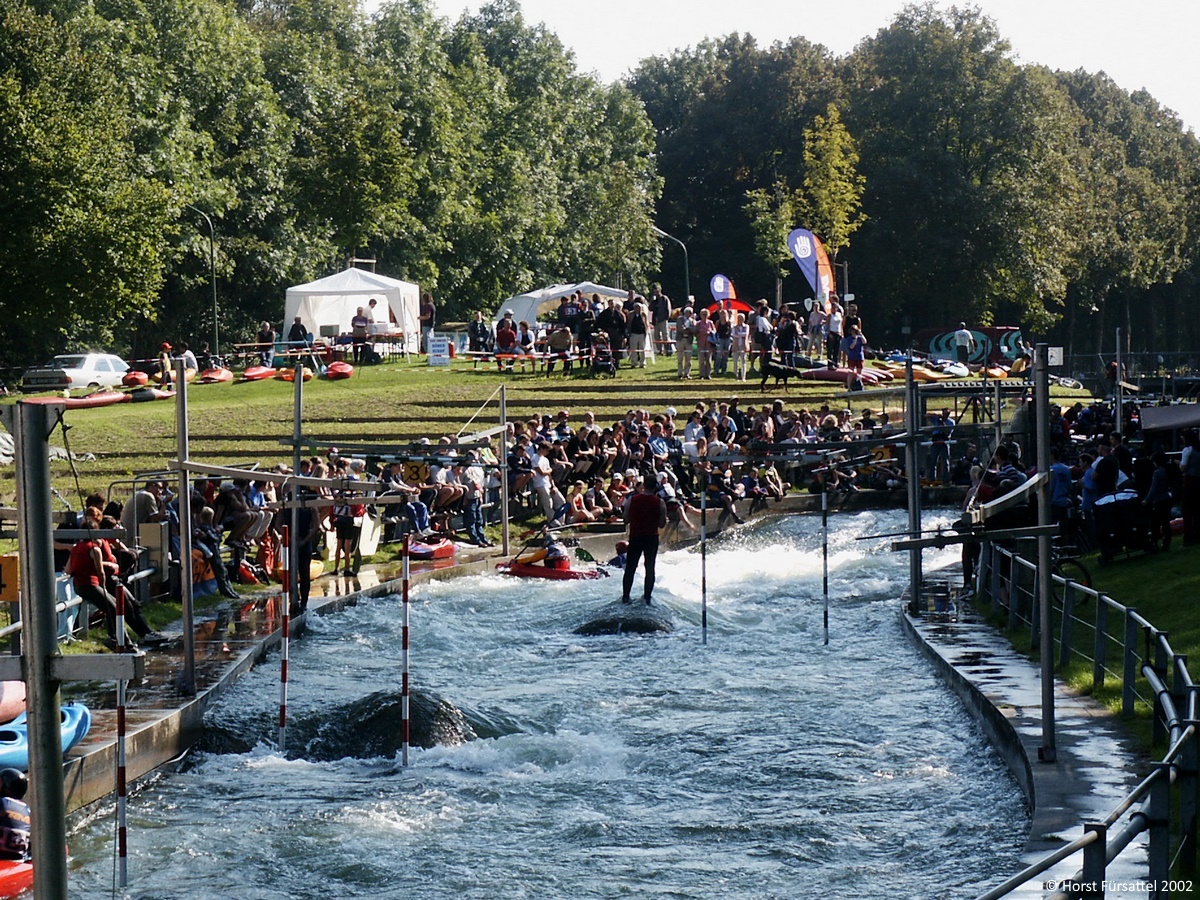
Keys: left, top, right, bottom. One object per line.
{"left": 1153, "top": 634, "right": 1169, "bottom": 745}
{"left": 1173, "top": 654, "right": 1188, "bottom": 720}
{"left": 1059, "top": 582, "right": 1075, "bottom": 670}
{"left": 1030, "top": 565, "right": 1040, "bottom": 648}
{"left": 1121, "top": 608, "right": 1138, "bottom": 717}
{"left": 1007, "top": 557, "right": 1019, "bottom": 630}
{"left": 990, "top": 544, "right": 1002, "bottom": 618}
{"left": 1093, "top": 598, "right": 1109, "bottom": 689}
{"left": 1180, "top": 698, "right": 1199, "bottom": 875}
{"left": 1081, "top": 823, "right": 1107, "bottom": 899}
{"left": 1147, "top": 764, "right": 1171, "bottom": 894}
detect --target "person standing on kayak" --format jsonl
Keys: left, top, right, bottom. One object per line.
{"left": 621, "top": 476, "right": 666, "bottom": 605}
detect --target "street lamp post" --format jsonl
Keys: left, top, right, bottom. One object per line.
{"left": 186, "top": 205, "right": 219, "bottom": 357}
{"left": 651, "top": 225, "right": 690, "bottom": 303}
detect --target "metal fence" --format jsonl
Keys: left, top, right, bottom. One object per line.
{"left": 974, "top": 541, "right": 1198, "bottom": 899}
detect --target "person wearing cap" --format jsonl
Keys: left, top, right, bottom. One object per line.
{"left": 606, "top": 471, "right": 631, "bottom": 508}
{"left": 156, "top": 341, "right": 174, "bottom": 386}
{"left": 621, "top": 474, "right": 666, "bottom": 604}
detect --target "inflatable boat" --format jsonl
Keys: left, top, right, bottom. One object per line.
{"left": 325, "top": 361, "right": 354, "bottom": 380}
{"left": 121, "top": 370, "right": 149, "bottom": 387}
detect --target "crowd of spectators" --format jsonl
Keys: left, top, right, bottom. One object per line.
{"left": 465, "top": 287, "right": 876, "bottom": 381}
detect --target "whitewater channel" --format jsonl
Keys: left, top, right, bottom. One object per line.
{"left": 67, "top": 508, "right": 1027, "bottom": 898}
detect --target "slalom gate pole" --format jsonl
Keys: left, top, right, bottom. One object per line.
{"left": 822, "top": 485, "right": 830, "bottom": 646}
{"left": 115, "top": 580, "right": 128, "bottom": 887}
{"left": 278, "top": 525, "right": 290, "bottom": 751}
{"left": 401, "top": 534, "right": 412, "bottom": 766}
{"left": 700, "top": 488, "right": 708, "bottom": 646}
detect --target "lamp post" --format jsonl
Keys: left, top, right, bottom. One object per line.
{"left": 186, "top": 205, "right": 219, "bottom": 357}
{"left": 651, "top": 225, "right": 690, "bottom": 303}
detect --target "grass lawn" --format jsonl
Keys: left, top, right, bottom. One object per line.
{"left": 1, "top": 354, "right": 1088, "bottom": 507}
{"left": 980, "top": 541, "right": 1200, "bottom": 753}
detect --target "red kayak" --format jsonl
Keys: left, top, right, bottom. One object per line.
{"left": 241, "top": 365, "right": 275, "bottom": 381}
{"left": 22, "top": 390, "right": 131, "bottom": 409}
{"left": 325, "top": 361, "right": 354, "bottom": 380}
{"left": 198, "top": 367, "right": 233, "bottom": 384}
{"left": 496, "top": 560, "right": 607, "bottom": 580}
{"left": 410, "top": 538, "right": 455, "bottom": 560}
{"left": 121, "top": 370, "right": 149, "bottom": 387}
{"left": 0, "top": 860, "right": 32, "bottom": 898}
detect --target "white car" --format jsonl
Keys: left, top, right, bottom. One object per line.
{"left": 20, "top": 352, "right": 131, "bottom": 391}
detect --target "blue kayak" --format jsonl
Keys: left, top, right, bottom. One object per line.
{"left": 0, "top": 702, "right": 91, "bottom": 770}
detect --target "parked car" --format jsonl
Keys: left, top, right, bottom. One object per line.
{"left": 20, "top": 352, "right": 131, "bottom": 391}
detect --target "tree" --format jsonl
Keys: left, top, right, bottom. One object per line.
{"left": 0, "top": 0, "right": 172, "bottom": 364}
{"left": 796, "top": 103, "right": 866, "bottom": 265}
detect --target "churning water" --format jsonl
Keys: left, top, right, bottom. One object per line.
{"left": 67, "top": 510, "right": 1026, "bottom": 898}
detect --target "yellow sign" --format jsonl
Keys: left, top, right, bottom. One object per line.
{"left": 402, "top": 461, "right": 430, "bottom": 484}
{"left": 0, "top": 554, "right": 18, "bottom": 603}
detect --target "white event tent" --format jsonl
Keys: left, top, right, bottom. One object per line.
{"left": 494, "top": 282, "right": 627, "bottom": 325}
{"left": 285, "top": 268, "right": 420, "bottom": 353}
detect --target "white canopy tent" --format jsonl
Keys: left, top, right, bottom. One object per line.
{"left": 494, "top": 282, "right": 627, "bottom": 325}
{"left": 285, "top": 268, "right": 420, "bottom": 354}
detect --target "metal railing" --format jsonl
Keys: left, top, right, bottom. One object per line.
{"left": 973, "top": 541, "right": 1199, "bottom": 898}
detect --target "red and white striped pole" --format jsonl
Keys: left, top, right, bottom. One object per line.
{"left": 114, "top": 577, "right": 129, "bottom": 887}
{"left": 401, "top": 534, "right": 411, "bottom": 766}
{"left": 278, "top": 525, "right": 290, "bottom": 751}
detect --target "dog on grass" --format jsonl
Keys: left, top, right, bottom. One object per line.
{"left": 759, "top": 356, "right": 802, "bottom": 392}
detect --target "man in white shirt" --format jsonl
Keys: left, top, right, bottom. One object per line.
{"left": 954, "top": 323, "right": 975, "bottom": 365}
{"left": 531, "top": 443, "right": 566, "bottom": 523}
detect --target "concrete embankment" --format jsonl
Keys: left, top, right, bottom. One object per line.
{"left": 903, "top": 605, "right": 1151, "bottom": 897}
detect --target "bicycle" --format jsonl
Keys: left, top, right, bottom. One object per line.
{"left": 1051, "top": 541, "right": 1092, "bottom": 607}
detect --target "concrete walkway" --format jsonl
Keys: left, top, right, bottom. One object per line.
{"left": 904, "top": 603, "right": 1151, "bottom": 898}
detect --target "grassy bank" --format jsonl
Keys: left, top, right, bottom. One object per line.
{"left": 982, "top": 542, "right": 1200, "bottom": 752}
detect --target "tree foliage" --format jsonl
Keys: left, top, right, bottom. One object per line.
{"left": 5, "top": 0, "right": 1200, "bottom": 368}
{"left": 0, "top": 0, "right": 662, "bottom": 367}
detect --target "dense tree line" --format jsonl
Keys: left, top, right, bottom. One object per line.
{"left": 3, "top": 0, "right": 1198, "bottom": 368}
{"left": 630, "top": 4, "right": 1200, "bottom": 358}
{"left": 0, "top": 0, "right": 660, "bottom": 366}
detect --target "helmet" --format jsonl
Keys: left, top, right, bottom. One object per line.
{"left": 615, "top": 540, "right": 629, "bottom": 553}
{"left": 0, "top": 768, "right": 27, "bottom": 801}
